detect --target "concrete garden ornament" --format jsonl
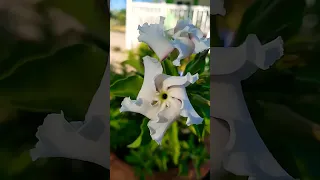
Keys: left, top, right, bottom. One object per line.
{"left": 120, "top": 16, "right": 210, "bottom": 144}
{"left": 211, "top": 34, "right": 298, "bottom": 180}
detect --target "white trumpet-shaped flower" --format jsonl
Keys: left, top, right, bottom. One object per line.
{"left": 30, "top": 58, "right": 110, "bottom": 169}
{"left": 120, "top": 56, "right": 203, "bottom": 144}
{"left": 30, "top": 111, "right": 109, "bottom": 169}
{"left": 137, "top": 16, "right": 210, "bottom": 67}
{"left": 211, "top": 35, "right": 297, "bottom": 179}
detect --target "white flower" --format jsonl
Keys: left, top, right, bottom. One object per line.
{"left": 30, "top": 59, "right": 110, "bottom": 169}
{"left": 211, "top": 35, "right": 297, "bottom": 179}
{"left": 30, "top": 111, "right": 109, "bottom": 169}
{"left": 171, "top": 19, "right": 210, "bottom": 54}
{"left": 120, "top": 56, "right": 203, "bottom": 145}
{"left": 137, "top": 16, "right": 210, "bottom": 67}
{"left": 211, "top": 34, "right": 283, "bottom": 76}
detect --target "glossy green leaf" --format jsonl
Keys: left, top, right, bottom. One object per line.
{"left": 121, "top": 59, "right": 144, "bottom": 74}
{"left": 193, "top": 124, "right": 205, "bottom": 140}
{"left": 127, "top": 118, "right": 151, "bottom": 148}
{"left": 190, "top": 94, "right": 210, "bottom": 118}
{"left": 162, "top": 59, "right": 179, "bottom": 76}
{"left": 110, "top": 75, "right": 143, "bottom": 98}
{"left": 0, "top": 44, "right": 107, "bottom": 120}
{"left": 184, "top": 50, "right": 209, "bottom": 75}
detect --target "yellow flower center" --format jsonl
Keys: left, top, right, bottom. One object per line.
{"left": 159, "top": 91, "right": 168, "bottom": 102}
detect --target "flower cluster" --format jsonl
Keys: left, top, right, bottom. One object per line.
{"left": 120, "top": 16, "right": 210, "bottom": 145}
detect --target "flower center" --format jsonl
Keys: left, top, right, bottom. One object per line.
{"left": 162, "top": 93, "right": 168, "bottom": 100}
{"left": 158, "top": 91, "right": 169, "bottom": 102}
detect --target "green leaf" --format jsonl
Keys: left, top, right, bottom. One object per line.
{"left": 291, "top": 142, "right": 320, "bottom": 180}
{"left": 168, "top": 121, "right": 181, "bottom": 165}
{"left": 159, "top": 151, "right": 169, "bottom": 172}
{"left": 184, "top": 50, "right": 209, "bottom": 75}
{"left": 121, "top": 59, "right": 144, "bottom": 74}
{"left": 204, "top": 118, "right": 210, "bottom": 134}
{"left": 163, "top": 52, "right": 179, "bottom": 76}
{"left": 0, "top": 44, "right": 107, "bottom": 120}
{"left": 232, "top": 0, "right": 305, "bottom": 46}
{"left": 7, "top": 151, "right": 32, "bottom": 175}
{"left": 0, "top": 42, "right": 60, "bottom": 81}
{"left": 190, "top": 94, "right": 210, "bottom": 118}
{"left": 178, "top": 158, "right": 189, "bottom": 176}
{"left": 110, "top": 75, "right": 143, "bottom": 98}
{"left": 127, "top": 118, "right": 151, "bottom": 148}
{"left": 193, "top": 124, "right": 205, "bottom": 140}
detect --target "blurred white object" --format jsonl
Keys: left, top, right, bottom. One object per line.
{"left": 210, "top": 35, "right": 298, "bottom": 179}
{"left": 0, "top": 0, "right": 44, "bottom": 41}
{"left": 48, "top": 8, "right": 86, "bottom": 36}
{"left": 30, "top": 56, "right": 110, "bottom": 169}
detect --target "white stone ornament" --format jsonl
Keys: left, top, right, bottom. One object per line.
{"left": 211, "top": 34, "right": 298, "bottom": 180}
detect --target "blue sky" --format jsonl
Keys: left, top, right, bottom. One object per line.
{"left": 110, "top": 0, "right": 126, "bottom": 10}
{"left": 111, "top": 0, "right": 154, "bottom": 10}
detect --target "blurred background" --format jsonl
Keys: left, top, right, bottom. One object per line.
{"left": 0, "top": 0, "right": 109, "bottom": 179}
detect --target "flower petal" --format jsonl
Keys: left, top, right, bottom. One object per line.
{"left": 222, "top": 117, "right": 296, "bottom": 180}
{"left": 210, "top": 41, "right": 247, "bottom": 75}
{"left": 191, "top": 36, "right": 210, "bottom": 54}
{"left": 211, "top": 68, "right": 295, "bottom": 179}
{"left": 249, "top": 35, "right": 284, "bottom": 70}
{"left": 137, "top": 17, "right": 174, "bottom": 61}
{"left": 30, "top": 111, "right": 109, "bottom": 169}
{"left": 211, "top": 35, "right": 283, "bottom": 77}
{"left": 120, "top": 56, "right": 166, "bottom": 122}
{"left": 137, "top": 56, "right": 163, "bottom": 100}
{"left": 120, "top": 97, "right": 163, "bottom": 122}
{"left": 147, "top": 98, "right": 181, "bottom": 144}
{"left": 162, "top": 72, "right": 199, "bottom": 90}
{"left": 30, "top": 111, "right": 83, "bottom": 159}
{"left": 174, "top": 19, "right": 192, "bottom": 33}
{"left": 168, "top": 86, "right": 203, "bottom": 126}
{"left": 171, "top": 37, "right": 195, "bottom": 66}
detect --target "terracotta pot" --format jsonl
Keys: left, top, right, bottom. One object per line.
{"left": 110, "top": 136, "right": 210, "bottom": 180}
